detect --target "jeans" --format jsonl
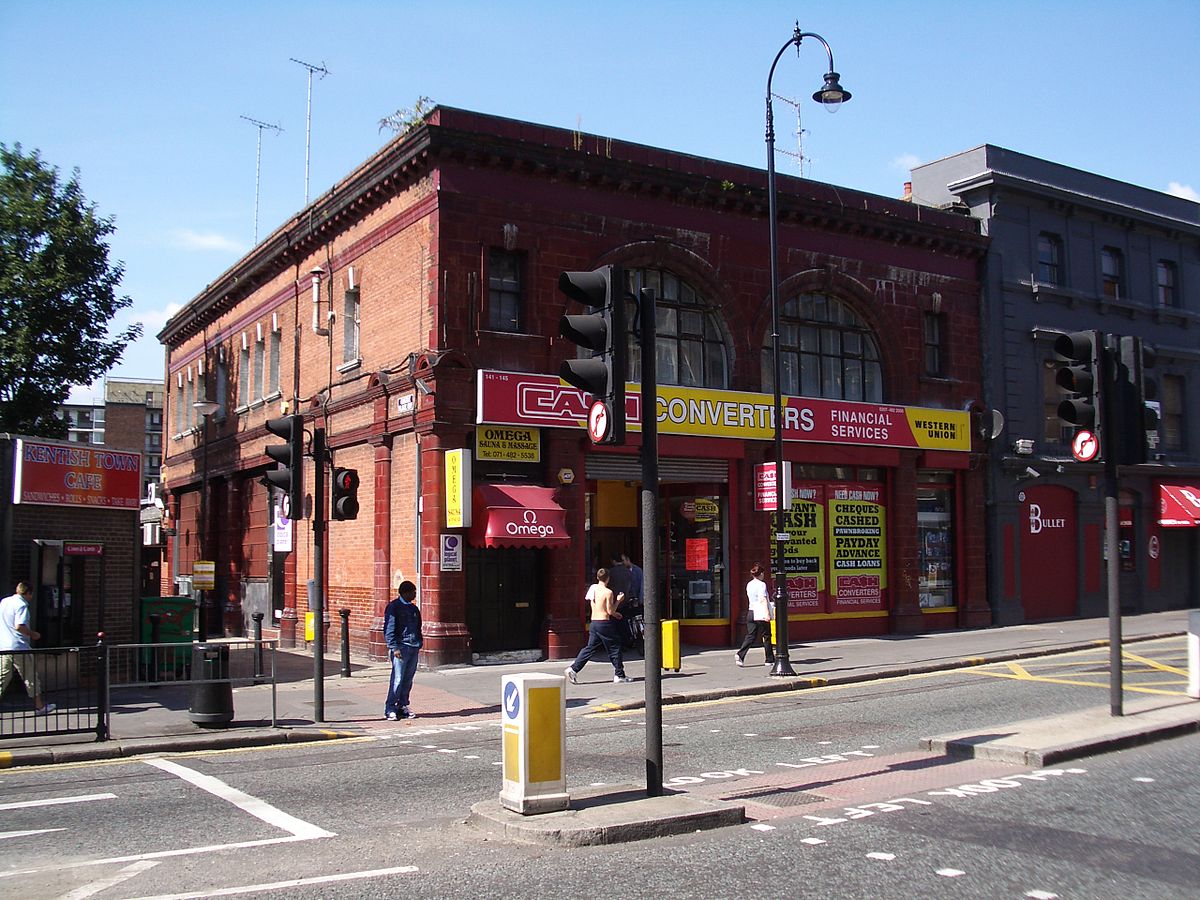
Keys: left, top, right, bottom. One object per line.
{"left": 568, "top": 620, "right": 625, "bottom": 678}
{"left": 737, "top": 620, "right": 775, "bottom": 663}
{"left": 385, "top": 645, "right": 420, "bottom": 714}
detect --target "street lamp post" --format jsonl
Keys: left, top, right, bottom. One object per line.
{"left": 194, "top": 398, "right": 220, "bottom": 640}
{"left": 765, "top": 24, "right": 851, "bottom": 677}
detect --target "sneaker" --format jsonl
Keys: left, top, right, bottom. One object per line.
{"left": 563, "top": 666, "right": 578, "bottom": 685}
{"left": 613, "top": 675, "right": 633, "bottom": 684}
{"left": 385, "top": 711, "right": 398, "bottom": 721}
{"left": 734, "top": 653, "right": 744, "bottom": 668}
{"left": 399, "top": 708, "right": 418, "bottom": 720}
{"left": 35, "top": 703, "right": 56, "bottom": 715}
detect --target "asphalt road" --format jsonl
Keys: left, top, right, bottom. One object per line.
{"left": 1, "top": 638, "right": 1195, "bottom": 899}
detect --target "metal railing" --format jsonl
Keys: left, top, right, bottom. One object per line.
{"left": 1, "top": 640, "right": 278, "bottom": 742}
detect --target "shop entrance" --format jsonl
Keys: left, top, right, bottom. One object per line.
{"left": 465, "top": 546, "right": 543, "bottom": 651}
{"left": 30, "top": 540, "right": 98, "bottom": 647}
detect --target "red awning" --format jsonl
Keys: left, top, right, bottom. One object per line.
{"left": 468, "top": 484, "right": 570, "bottom": 548}
{"left": 1159, "top": 483, "right": 1200, "bottom": 527}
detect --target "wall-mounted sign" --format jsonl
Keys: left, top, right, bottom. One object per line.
{"left": 754, "top": 461, "right": 793, "bottom": 511}
{"left": 441, "top": 534, "right": 463, "bottom": 571}
{"left": 273, "top": 496, "right": 293, "bottom": 553}
{"left": 12, "top": 438, "right": 141, "bottom": 509}
{"left": 475, "top": 425, "right": 540, "bottom": 462}
{"left": 827, "top": 484, "right": 887, "bottom": 613}
{"left": 396, "top": 392, "right": 416, "bottom": 416}
{"left": 193, "top": 560, "right": 216, "bottom": 591}
{"left": 445, "top": 449, "right": 471, "bottom": 528}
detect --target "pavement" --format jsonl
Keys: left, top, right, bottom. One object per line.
{"left": 3, "top": 609, "right": 1198, "bottom": 846}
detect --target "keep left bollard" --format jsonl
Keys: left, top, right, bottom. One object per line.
{"left": 1188, "top": 610, "right": 1199, "bottom": 700}
{"left": 500, "top": 673, "right": 569, "bottom": 814}
{"left": 339, "top": 608, "right": 351, "bottom": 678}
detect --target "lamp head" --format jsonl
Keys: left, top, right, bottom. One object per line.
{"left": 193, "top": 399, "right": 220, "bottom": 417}
{"left": 813, "top": 71, "right": 851, "bottom": 111}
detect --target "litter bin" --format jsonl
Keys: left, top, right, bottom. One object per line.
{"left": 189, "top": 643, "right": 234, "bottom": 727}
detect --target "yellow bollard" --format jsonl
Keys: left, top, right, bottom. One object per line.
{"left": 661, "top": 619, "right": 681, "bottom": 672}
{"left": 304, "top": 612, "right": 315, "bottom": 642}
{"left": 500, "top": 673, "right": 569, "bottom": 814}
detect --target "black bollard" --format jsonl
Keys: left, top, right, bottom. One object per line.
{"left": 339, "top": 609, "right": 351, "bottom": 677}
{"left": 148, "top": 613, "right": 161, "bottom": 683}
{"left": 252, "top": 612, "right": 265, "bottom": 679}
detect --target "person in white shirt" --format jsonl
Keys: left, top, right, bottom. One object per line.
{"left": 0, "top": 582, "right": 54, "bottom": 714}
{"left": 735, "top": 564, "right": 776, "bottom": 667}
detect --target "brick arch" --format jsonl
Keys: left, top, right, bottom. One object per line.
{"left": 753, "top": 267, "right": 903, "bottom": 401}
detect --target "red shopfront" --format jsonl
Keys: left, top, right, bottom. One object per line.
{"left": 475, "top": 371, "right": 984, "bottom": 649}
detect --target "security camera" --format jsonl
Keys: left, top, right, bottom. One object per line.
{"left": 1025, "top": 466, "right": 1040, "bottom": 478}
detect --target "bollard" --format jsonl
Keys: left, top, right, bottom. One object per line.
{"left": 661, "top": 619, "right": 681, "bottom": 672}
{"left": 339, "top": 609, "right": 351, "bottom": 677}
{"left": 252, "top": 612, "right": 265, "bottom": 679}
{"left": 1188, "top": 610, "right": 1199, "bottom": 700}
{"left": 500, "top": 673, "right": 569, "bottom": 814}
{"left": 148, "top": 613, "right": 161, "bottom": 683}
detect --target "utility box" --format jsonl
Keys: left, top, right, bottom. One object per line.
{"left": 500, "top": 673, "right": 568, "bottom": 815}
{"left": 662, "top": 619, "right": 681, "bottom": 672}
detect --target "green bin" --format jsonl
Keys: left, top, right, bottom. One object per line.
{"left": 140, "top": 596, "right": 195, "bottom": 677}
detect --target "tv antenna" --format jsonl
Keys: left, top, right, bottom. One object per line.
{"left": 771, "top": 93, "right": 809, "bottom": 177}
{"left": 240, "top": 116, "right": 283, "bottom": 244}
{"left": 290, "top": 57, "right": 330, "bottom": 205}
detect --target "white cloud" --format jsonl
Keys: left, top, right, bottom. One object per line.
{"left": 890, "top": 153, "right": 922, "bottom": 172}
{"left": 1166, "top": 181, "right": 1199, "bottom": 202}
{"left": 134, "top": 302, "right": 183, "bottom": 332}
{"left": 170, "top": 229, "right": 243, "bottom": 252}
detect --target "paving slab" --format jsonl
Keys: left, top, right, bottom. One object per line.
{"left": 921, "top": 696, "right": 1200, "bottom": 766}
{"left": 469, "top": 784, "right": 745, "bottom": 846}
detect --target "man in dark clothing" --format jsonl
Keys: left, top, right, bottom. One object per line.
{"left": 383, "top": 580, "right": 423, "bottom": 720}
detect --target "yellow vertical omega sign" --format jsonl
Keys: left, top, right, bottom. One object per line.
{"left": 445, "top": 448, "right": 470, "bottom": 528}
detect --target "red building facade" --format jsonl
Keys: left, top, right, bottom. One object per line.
{"left": 159, "top": 107, "right": 990, "bottom": 667}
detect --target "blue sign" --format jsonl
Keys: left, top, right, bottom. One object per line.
{"left": 503, "top": 680, "right": 520, "bottom": 719}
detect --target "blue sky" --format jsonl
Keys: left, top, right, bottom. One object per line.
{"left": 2, "top": 1, "right": 1197, "bottom": 398}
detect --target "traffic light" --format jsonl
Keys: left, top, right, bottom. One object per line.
{"left": 265, "top": 414, "right": 304, "bottom": 519}
{"left": 1116, "top": 336, "right": 1158, "bottom": 465}
{"left": 558, "top": 265, "right": 627, "bottom": 445}
{"left": 1054, "top": 330, "right": 1102, "bottom": 434}
{"left": 331, "top": 467, "right": 360, "bottom": 521}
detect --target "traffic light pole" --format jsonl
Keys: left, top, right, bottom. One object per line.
{"left": 1100, "top": 340, "right": 1123, "bottom": 716}
{"left": 312, "top": 426, "right": 326, "bottom": 722}
{"left": 639, "top": 287, "right": 662, "bottom": 798}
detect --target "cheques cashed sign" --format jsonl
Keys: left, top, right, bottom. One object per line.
{"left": 13, "top": 438, "right": 141, "bottom": 510}
{"left": 827, "top": 484, "right": 887, "bottom": 612}
{"left": 477, "top": 371, "right": 970, "bottom": 451}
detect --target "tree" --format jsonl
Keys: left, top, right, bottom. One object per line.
{"left": 0, "top": 143, "right": 141, "bottom": 437}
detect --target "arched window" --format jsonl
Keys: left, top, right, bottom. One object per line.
{"left": 625, "top": 267, "right": 728, "bottom": 389}
{"left": 763, "top": 293, "right": 883, "bottom": 402}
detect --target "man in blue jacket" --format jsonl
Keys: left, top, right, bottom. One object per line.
{"left": 383, "top": 579, "right": 423, "bottom": 720}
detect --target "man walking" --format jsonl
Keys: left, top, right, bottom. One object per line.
{"left": 383, "top": 579, "right": 423, "bottom": 720}
{"left": 0, "top": 582, "right": 55, "bottom": 714}
{"left": 735, "top": 564, "right": 775, "bottom": 668}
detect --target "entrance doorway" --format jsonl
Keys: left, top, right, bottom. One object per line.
{"left": 465, "top": 546, "right": 543, "bottom": 651}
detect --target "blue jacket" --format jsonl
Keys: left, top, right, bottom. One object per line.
{"left": 384, "top": 596, "right": 423, "bottom": 650}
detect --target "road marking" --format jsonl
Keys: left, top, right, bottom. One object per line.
{"left": 750, "top": 823, "right": 775, "bottom": 831}
{"left": 0, "top": 793, "right": 115, "bottom": 811}
{"left": 0, "top": 828, "right": 65, "bottom": 840}
{"left": 1133, "top": 777, "right": 1155, "bottom": 783}
{"left": 1025, "top": 891, "right": 1059, "bottom": 899}
{"left": 801, "top": 837, "right": 825, "bottom": 845}
{"left": 937, "top": 868, "right": 966, "bottom": 877}
{"left": 1121, "top": 650, "right": 1187, "bottom": 676}
{"left": 144, "top": 759, "right": 333, "bottom": 839}
{"left": 867, "top": 852, "right": 896, "bottom": 861}
{"left": 122, "top": 865, "right": 419, "bottom": 899}
{"left": 62, "top": 860, "right": 159, "bottom": 899}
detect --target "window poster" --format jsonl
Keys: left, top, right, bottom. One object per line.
{"left": 770, "top": 483, "right": 826, "bottom": 611}
{"left": 827, "top": 483, "right": 888, "bottom": 612}
{"left": 685, "top": 538, "right": 709, "bottom": 571}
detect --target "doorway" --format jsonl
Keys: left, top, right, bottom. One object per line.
{"left": 465, "top": 546, "right": 543, "bottom": 651}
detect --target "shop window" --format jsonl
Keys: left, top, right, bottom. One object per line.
{"left": 1037, "top": 232, "right": 1064, "bottom": 286}
{"left": 764, "top": 293, "right": 882, "bottom": 402}
{"left": 666, "top": 494, "right": 726, "bottom": 620}
{"left": 486, "top": 249, "right": 523, "bottom": 333}
{"left": 917, "top": 475, "right": 955, "bottom": 609}
{"left": 625, "top": 267, "right": 728, "bottom": 389}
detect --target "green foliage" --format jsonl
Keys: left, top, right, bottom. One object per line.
{"left": 0, "top": 143, "right": 140, "bottom": 437}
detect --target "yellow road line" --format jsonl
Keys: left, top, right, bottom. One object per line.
{"left": 1122, "top": 650, "right": 1188, "bottom": 677}
{"left": 1004, "top": 661, "right": 1034, "bottom": 679}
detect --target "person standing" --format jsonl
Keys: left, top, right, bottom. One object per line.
{"left": 0, "top": 582, "right": 55, "bottom": 714}
{"left": 383, "top": 579, "right": 423, "bottom": 720}
{"left": 735, "top": 564, "right": 775, "bottom": 668}
{"left": 565, "top": 568, "right": 631, "bottom": 684}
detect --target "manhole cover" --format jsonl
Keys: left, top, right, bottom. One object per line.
{"left": 726, "top": 786, "right": 826, "bottom": 807}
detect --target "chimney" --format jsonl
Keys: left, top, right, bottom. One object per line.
{"left": 901, "top": 181, "right": 913, "bottom": 202}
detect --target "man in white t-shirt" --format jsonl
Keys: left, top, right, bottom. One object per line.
{"left": 0, "top": 582, "right": 55, "bottom": 714}
{"left": 735, "top": 564, "right": 776, "bottom": 667}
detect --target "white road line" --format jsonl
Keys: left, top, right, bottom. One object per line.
{"left": 0, "top": 828, "right": 65, "bottom": 840}
{"left": 60, "top": 859, "right": 159, "bottom": 900}
{"left": 144, "top": 759, "right": 333, "bottom": 839}
{"left": 937, "top": 868, "right": 966, "bottom": 877}
{"left": 750, "top": 823, "right": 775, "bottom": 832}
{"left": 1025, "top": 892, "right": 1059, "bottom": 899}
{"left": 867, "top": 852, "right": 896, "bottom": 861}
{"left": 123, "top": 865, "right": 419, "bottom": 899}
{"left": 0, "top": 793, "right": 116, "bottom": 811}
{"left": 801, "top": 838, "right": 826, "bottom": 845}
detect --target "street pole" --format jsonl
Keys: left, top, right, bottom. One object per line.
{"left": 1100, "top": 337, "right": 1123, "bottom": 716}
{"left": 313, "top": 426, "right": 326, "bottom": 722}
{"left": 640, "top": 286, "right": 662, "bottom": 797}
{"left": 198, "top": 416, "right": 209, "bottom": 642}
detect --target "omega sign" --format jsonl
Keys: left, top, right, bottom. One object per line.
{"left": 1028, "top": 503, "right": 1067, "bottom": 534}
{"left": 507, "top": 508, "right": 558, "bottom": 539}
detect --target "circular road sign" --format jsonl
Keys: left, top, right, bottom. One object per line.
{"left": 1071, "top": 429, "right": 1099, "bottom": 462}
{"left": 587, "top": 401, "right": 610, "bottom": 443}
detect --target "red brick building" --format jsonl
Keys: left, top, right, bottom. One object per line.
{"left": 159, "top": 107, "right": 989, "bottom": 667}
